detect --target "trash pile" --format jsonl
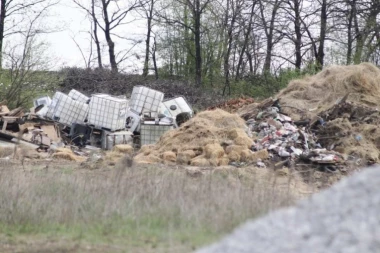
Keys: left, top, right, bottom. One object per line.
{"left": 133, "top": 63, "right": 380, "bottom": 189}
{"left": 245, "top": 99, "right": 345, "bottom": 172}
{"left": 134, "top": 109, "right": 268, "bottom": 166}
{"left": 0, "top": 86, "right": 194, "bottom": 159}
{"left": 239, "top": 62, "right": 380, "bottom": 173}
{"left": 0, "top": 98, "right": 60, "bottom": 152}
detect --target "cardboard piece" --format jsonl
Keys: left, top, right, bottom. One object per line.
{"left": 40, "top": 125, "right": 60, "bottom": 142}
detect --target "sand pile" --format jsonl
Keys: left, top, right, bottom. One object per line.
{"left": 277, "top": 63, "right": 380, "bottom": 121}
{"left": 134, "top": 109, "right": 265, "bottom": 166}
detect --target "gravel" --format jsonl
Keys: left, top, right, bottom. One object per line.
{"left": 197, "top": 167, "right": 380, "bottom": 253}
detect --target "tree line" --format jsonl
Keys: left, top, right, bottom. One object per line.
{"left": 70, "top": 0, "right": 380, "bottom": 89}
{"left": 1, "top": 0, "right": 380, "bottom": 100}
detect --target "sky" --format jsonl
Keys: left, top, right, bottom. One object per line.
{"left": 47, "top": 2, "right": 89, "bottom": 67}
{"left": 43, "top": 1, "right": 147, "bottom": 72}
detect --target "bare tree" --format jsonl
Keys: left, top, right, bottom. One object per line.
{"left": 222, "top": 0, "right": 244, "bottom": 95}
{"left": 73, "top": 0, "right": 145, "bottom": 72}
{"left": 91, "top": 0, "right": 103, "bottom": 69}
{"left": 141, "top": 0, "right": 158, "bottom": 77}
{"left": 99, "top": 0, "right": 145, "bottom": 72}
{"left": 0, "top": 0, "right": 59, "bottom": 69}
{"left": 259, "top": 0, "right": 285, "bottom": 73}
{"left": 1, "top": 4, "right": 58, "bottom": 107}
{"left": 235, "top": 1, "right": 257, "bottom": 80}
{"left": 73, "top": 0, "right": 103, "bottom": 69}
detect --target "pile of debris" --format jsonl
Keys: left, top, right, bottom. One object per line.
{"left": 237, "top": 63, "right": 380, "bottom": 174}
{"left": 132, "top": 63, "right": 380, "bottom": 189}
{"left": 0, "top": 98, "right": 60, "bottom": 152}
{"left": 0, "top": 86, "right": 194, "bottom": 160}
{"left": 244, "top": 99, "right": 345, "bottom": 172}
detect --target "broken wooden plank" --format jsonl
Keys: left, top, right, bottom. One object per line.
{"left": 7, "top": 107, "right": 23, "bottom": 117}
{"left": 2, "top": 121, "right": 7, "bottom": 133}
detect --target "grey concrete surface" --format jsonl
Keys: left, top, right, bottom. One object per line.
{"left": 197, "top": 167, "right": 380, "bottom": 253}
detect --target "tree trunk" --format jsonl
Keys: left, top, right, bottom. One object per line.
{"left": 101, "top": 0, "right": 118, "bottom": 72}
{"left": 293, "top": 0, "right": 302, "bottom": 69}
{"left": 143, "top": 0, "right": 154, "bottom": 77}
{"left": 236, "top": 2, "right": 255, "bottom": 80}
{"left": 246, "top": 49, "right": 253, "bottom": 74}
{"left": 194, "top": 1, "right": 202, "bottom": 86}
{"left": 0, "top": 0, "right": 6, "bottom": 69}
{"left": 92, "top": 0, "right": 102, "bottom": 69}
{"left": 262, "top": 0, "right": 280, "bottom": 73}
{"left": 316, "top": 0, "right": 327, "bottom": 69}
{"left": 346, "top": 0, "right": 355, "bottom": 65}
{"left": 152, "top": 36, "right": 158, "bottom": 79}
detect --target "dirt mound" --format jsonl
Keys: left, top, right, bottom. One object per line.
{"left": 277, "top": 63, "right": 380, "bottom": 121}
{"left": 134, "top": 109, "right": 259, "bottom": 166}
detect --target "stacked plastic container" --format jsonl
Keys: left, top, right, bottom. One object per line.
{"left": 140, "top": 122, "right": 173, "bottom": 146}
{"left": 129, "top": 86, "right": 164, "bottom": 114}
{"left": 68, "top": 89, "right": 90, "bottom": 103}
{"left": 101, "top": 130, "right": 133, "bottom": 150}
{"left": 46, "top": 92, "right": 89, "bottom": 126}
{"left": 88, "top": 94, "right": 128, "bottom": 131}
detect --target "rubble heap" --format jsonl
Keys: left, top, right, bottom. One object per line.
{"left": 238, "top": 62, "right": 380, "bottom": 173}
{"left": 245, "top": 101, "right": 345, "bottom": 173}
{"left": 0, "top": 86, "right": 194, "bottom": 162}
{"left": 134, "top": 109, "right": 268, "bottom": 166}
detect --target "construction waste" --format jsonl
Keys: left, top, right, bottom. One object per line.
{"left": 236, "top": 63, "right": 380, "bottom": 175}
{"left": 1, "top": 62, "right": 379, "bottom": 183}
{"left": 0, "top": 86, "right": 193, "bottom": 160}
{"left": 134, "top": 63, "right": 380, "bottom": 187}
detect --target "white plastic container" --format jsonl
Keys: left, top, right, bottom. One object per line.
{"left": 88, "top": 94, "right": 128, "bottom": 131}
{"left": 101, "top": 130, "right": 133, "bottom": 150}
{"left": 140, "top": 121, "right": 173, "bottom": 146}
{"left": 46, "top": 92, "right": 89, "bottom": 126}
{"left": 160, "top": 96, "right": 193, "bottom": 118}
{"left": 46, "top": 92, "right": 64, "bottom": 119}
{"left": 129, "top": 86, "right": 164, "bottom": 114}
{"left": 126, "top": 110, "right": 141, "bottom": 132}
{"left": 68, "top": 89, "right": 90, "bottom": 103}
{"left": 33, "top": 96, "right": 52, "bottom": 108}
{"left": 36, "top": 106, "right": 49, "bottom": 118}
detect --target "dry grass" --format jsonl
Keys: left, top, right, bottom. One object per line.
{"left": 0, "top": 161, "right": 304, "bottom": 252}
{"left": 135, "top": 109, "right": 255, "bottom": 166}
{"left": 277, "top": 62, "right": 380, "bottom": 120}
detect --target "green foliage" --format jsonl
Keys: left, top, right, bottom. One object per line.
{"left": 0, "top": 39, "right": 61, "bottom": 109}
{"left": 226, "top": 66, "right": 319, "bottom": 99}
